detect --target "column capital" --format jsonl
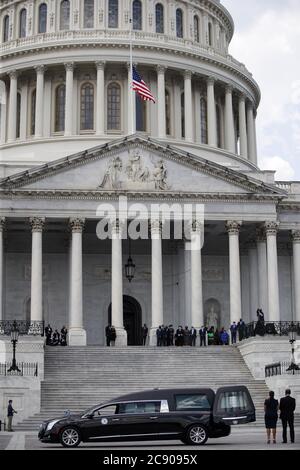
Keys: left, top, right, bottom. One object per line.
{"left": 157, "top": 65, "right": 166, "bottom": 74}
{"left": 0, "top": 217, "right": 6, "bottom": 232}
{"left": 64, "top": 62, "right": 75, "bottom": 72}
{"left": 96, "top": 61, "right": 106, "bottom": 71}
{"left": 69, "top": 218, "right": 85, "bottom": 233}
{"left": 207, "top": 77, "right": 215, "bottom": 86}
{"left": 184, "top": 70, "right": 193, "bottom": 80}
{"left": 291, "top": 230, "right": 300, "bottom": 243}
{"left": 226, "top": 221, "right": 242, "bottom": 235}
{"left": 225, "top": 84, "right": 233, "bottom": 93}
{"left": 9, "top": 70, "right": 18, "bottom": 80}
{"left": 34, "top": 65, "right": 45, "bottom": 75}
{"left": 30, "top": 217, "right": 45, "bottom": 232}
{"left": 265, "top": 221, "right": 279, "bottom": 235}
{"left": 239, "top": 94, "right": 246, "bottom": 103}
{"left": 247, "top": 100, "right": 254, "bottom": 111}
{"left": 150, "top": 219, "right": 162, "bottom": 235}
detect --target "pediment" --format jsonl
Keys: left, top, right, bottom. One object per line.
{"left": 0, "top": 135, "right": 285, "bottom": 198}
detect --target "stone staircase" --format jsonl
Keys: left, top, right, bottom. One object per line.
{"left": 15, "top": 345, "right": 283, "bottom": 431}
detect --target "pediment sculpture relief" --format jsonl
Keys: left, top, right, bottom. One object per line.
{"left": 99, "top": 151, "right": 170, "bottom": 191}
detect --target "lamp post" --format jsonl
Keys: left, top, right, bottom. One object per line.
{"left": 287, "top": 327, "right": 300, "bottom": 375}
{"left": 7, "top": 321, "right": 21, "bottom": 373}
{"left": 125, "top": 238, "right": 136, "bottom": 283}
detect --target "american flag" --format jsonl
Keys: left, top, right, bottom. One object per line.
{"left": 132, "top": 66, "right": 156, "bottom": 103}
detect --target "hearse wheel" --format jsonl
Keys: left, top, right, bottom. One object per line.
{"left": 183, "top": 424, "right": 208, "bottom": 446}
{"left": 60, "top": 427, "right": 81, "bottom": 448}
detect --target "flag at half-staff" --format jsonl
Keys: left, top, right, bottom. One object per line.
{"left": 132, "top": 66, "right": 156, "bottom": 103}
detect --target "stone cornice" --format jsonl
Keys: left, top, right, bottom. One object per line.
{"left": 0, "top": 135, "right": 285, "bottom": 198}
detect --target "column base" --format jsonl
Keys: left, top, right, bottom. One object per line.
{"left": 114, "top": 328, "right": 128, "bottom": 347}
{"left": 68, "top": 328, "right": 87, "bottom": 346}
{"left": 149, "top": 328, "right": 158, "bottom": 347}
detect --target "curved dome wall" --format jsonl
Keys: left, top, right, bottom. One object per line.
{"left": 0, "top": 0, "right": 260, "bottom": 174}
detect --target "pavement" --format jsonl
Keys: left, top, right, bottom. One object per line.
{"left": 0, "top": 427, "right": 299, "bottom": 450}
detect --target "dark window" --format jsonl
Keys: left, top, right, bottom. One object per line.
{"left": 175, "top": 394, "right": 211, "bottom": 411}
{"left": 208, "top": 22, "right": 213, "bottom": 46}
{"left": 30, "top": 89, "right": 36, "bottom": 135}
{"left": 155, "top": 3, "right": 164, "bottom": 34}
{"left": 200, "top": 97, "right": 208, "bottom": 144}
{"left": 107, "top": 82, "right": 121, "bottom": 131}
{"left": 176, "top": 9, "right": 183, "bottom": 38}
{"left": 194, "top": 15, "right": 200, "bottom": 43}
{"left": 16, "top": 92, "right": 21, "bottom": 138}
{"left": 215, "top": 390, "right": 251, "bottom": 413}
{"left": 3, "top": 15, "right": 9, "bottom": 42}
{"left": 118, "top": 402, "right": 161, "bottom": 414}
{"left": 84, "top": 0, "right": 94, "bottom": 28}
{"left": 108, "top": 0, "right": 118, "bottom": 28}
{"left": 38, "top": 3, "right": 47, "bottom": 33}
{"left": 19, "top": 9, "right": 27, "bottom": 38}
{"left": 55, "top": 85, "right": 66, "bottom": 132}
{"left": 80, "top": 83, "right": 94, "bottom": 130}
{"left": 136, "top": 95, "right": 146, "bottom": 132}
{"left": 60, "top": 0, "right": 70, "bottom": 31}
{"left": 216, "top": 104, "right": 221, "bottom": 148}
{"left": 133, "top": 0, "right": 142, "bottom": 31}
{"left": 181, "top": 92, "right": 185, "bottom": 138}
{"left": 165, "top": 89, "right": 171, "bottom": 136}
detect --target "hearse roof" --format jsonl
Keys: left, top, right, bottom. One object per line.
{"left": 107, "top": 388, "right": 216, "bottom": 403}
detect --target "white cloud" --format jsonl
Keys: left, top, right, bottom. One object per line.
{"left": 222, "top": 0, "right": 300, "bottom": 180}
{"left": 260, "top": 156, "right": 295, "bottom": 180}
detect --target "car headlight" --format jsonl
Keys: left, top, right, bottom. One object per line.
{"left": 46, "top": 420, "right": 61, "bottom": 431}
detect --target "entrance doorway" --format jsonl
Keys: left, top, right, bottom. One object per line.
{"left": 108, "top": 296, "right": 142, "bottom": 346}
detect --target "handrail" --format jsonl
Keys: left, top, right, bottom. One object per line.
{"left": 0, "top": 362, "right": 39, "bottom": 377}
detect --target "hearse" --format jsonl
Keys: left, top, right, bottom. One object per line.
{"left": 38, "top": 386, "right": 256, "bottom": 447}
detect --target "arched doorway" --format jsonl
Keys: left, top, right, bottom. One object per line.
{"left": 108, "top": 296, "right": 142, "bottom": 346}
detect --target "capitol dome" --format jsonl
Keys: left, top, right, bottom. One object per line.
{"left": 0, "top": 0, "right": 260, "bottom": 175}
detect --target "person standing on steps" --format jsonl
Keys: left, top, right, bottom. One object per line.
{"left": 7, "top": 400, "right": 17, "bottom": 432}
{"left": 45, "top": 324, "right": 53, "bottom": 345}
{"left": 189, "top": 327, "right": 197, "bottom": 347}
{"left": 264, "top": 391, "right": 279, "bottom": 444}
{"left": 105, "top": 324, "right": 112, "bottom": 347}
{"left": 110, "top": 326, "right": 117, "bottom": 346}
{"left": 199, "top": 326, "right": 207, "bottom": 347}
{"left": 141, "top": 324, "right": 148, "bottom": 346}
{"left": 280, "top": 389, "right": 296, "bottom": 444}
{"left": 230, "top": 322, "right": 238, "bottom": 344}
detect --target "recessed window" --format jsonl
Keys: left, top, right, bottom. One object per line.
{"left": 3, "top": 15, "right": 9, "bottom": 42}
{"left": 176, "top": 9, "right": 183, "bottom": 38}
{"left": 200, "top": 97, "right": 208, "bottom": 144}
{"left": 55, "top": 85, "right": 66, "bottom": 132}
{"left": 155, "top": 3, "right": 164, "bottom": 34}
{"left": 80, "top": 83, "right": 94, "bottom": 131}
{"left": 107, "top": 82, "right": 121, "bottom": 131}
{"left": 30, "top": 89, "right": 36, "bottom": 135}
{"left": 165, "top": 89, "right": 171, "bottom": 136}
{"left": 60, "top": 0, "right": 70, "bottom": 31}
{"left": 38, "top": 3, "right": 47, "bottom": 34}
{"left": 19, "top": 9, "right": 27, "bottom": 38}
{"left": 208, "top": 22, "right": 213, "bottom": 46}
{"left": 16, "top": 92, "right": 21, "bottom": 138}
{"left": 84, "top": 0, "right": 94, "bottom": 28}
{"left": 108, "top": 0, "right": 118, "bottom": 28}
{"left": 194, "top": 15, "right": 200, "bottom": 43}
{"left": 216, "top": 103, "right": 221, "bottom": 148}
{"left": 133, "top": 0, "right": 142, "bottom": 31}
{"left": 136, "top": 95, "right": 146, "bottom": 132}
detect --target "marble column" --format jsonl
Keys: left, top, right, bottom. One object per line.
{"left": 35, "top": 66, "right": 45, "bottom": 138}
{"left": 226, "top": 221, "right": 242, "bottom": 324}
{"left": 150, "top": 220, "right": 164, "bottom": 345}
{"left": 265, "top": 222, "right": 280, "bottom": 322}
{"left": 184, "top": 70, "right": 193, "bottom": 142}
{"left": 0, "top": 218, "right": 5, "bottom": 321}
{"left": 111, "top": 220, "right": 127, "bottom": 346}
{"left": 247, "top": 102, "right": 257, "bottom": 165}
{"left": 8, "top": 71, "right": 18, "bottom": 142}
{"left": 69, "top": 218, "right": 87, "bottom": 346}
{"left": 256, "top": 228, "right": 268, "bottom": 315}
{"left": 224, "top": 85, "right": 235, "bottom": 153}
{"left": 96, "top": 61, "right": 105, "bottom": 135}
{"left": 239, "top": 95, "right": 248, "bottom": 158}
{"left": 65, "top": 63, "right": 74, "bottom": 136}
{"left": 292, "top": 230, "right": 300, "bottom": 322}
{"left": 127, "top": 63, "right": 136, "bottom": 134}
{"left": 190, "top": 221, "right": 204, "bottom": 329}
{"left": 30, "top": 217, "right": 45, "bottom": 323}
{"left": 0, "top": 82, "right": 7, "bottom": 144}
{"left": 157, "top": 66, "right": 166, "bottom": 139}
{"left": 207, "top": 78, "right": 217, "bottom": 147}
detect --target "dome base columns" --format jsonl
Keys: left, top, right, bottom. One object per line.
{"left": 34, "top": 66, "right": 45, "bottom": 139}
{"left": 239, "top": 96, "right": 248, "bottom": 159}
{"left": 157, "top": 66, "right": 166, "bottom": 139}
{"left": 7, "top": 71, "right": 18, "bottom": 142}
{"left": 224, "top": 86, "right": 236, "bottom": 153}
{"left": 184, "top": 71, "right": 193, "bottom": 142}
{"left": 207, "top": 78, "right": 217, "bottom": 147}
{"left": 96, "top": 62, "right": 105, "bottom": 136}
{"left": 64, "top": 63, "right": 74, "bottom": 137}
{"left": 247, "top": 103, "right": 258, "bottom": 165}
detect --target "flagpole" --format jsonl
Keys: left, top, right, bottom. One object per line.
{"left": 129, "top": 1, "right": 135, "bottom": 135}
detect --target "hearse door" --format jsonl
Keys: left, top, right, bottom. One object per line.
{"left": 213, "top": 386, "right": 256, "bottom": 425}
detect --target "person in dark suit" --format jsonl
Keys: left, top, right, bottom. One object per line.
{"left": 175, "top": 326, "right": 184, "bottom": 347}
{"left": 60, "top": 326, "right": 68, "bottom": 346}
{"left": 45, "top": 324, "right": 53, "bottom": 345}
{"left": 141, "top": 324, "right": 148, "bottom": 346}
{"left": 168, "top": 325, "right": 174, "bottom": 346}
{"left": 105, "top": 324, "right": 112, "bottom": 347}
{"left": 280, "top": 389, "right": 296, "bottom": 443}
{"left": 230, "top": 322, "right": 238, "bottom": 344}
{"left": 52, "top": 329, "right": 60, "bottom": 346}
{"left": 189, "top": 327, "right": 197, "bottom": 347}
{"left": 199, "top": 326, "right": 207, "bottom": 347}
{"left": 264, "top": 391, "right": 279, "bottom": 444}
{"left": 110, "top": 326, "right": 117, "bottom": 346}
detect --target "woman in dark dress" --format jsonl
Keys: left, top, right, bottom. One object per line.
{"left": 264, "top": 391, "right": 279, "bottom": 444}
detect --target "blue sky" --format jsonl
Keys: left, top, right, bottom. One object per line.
{"left": 223, "top": 0, "right": 300, "bottom": 180}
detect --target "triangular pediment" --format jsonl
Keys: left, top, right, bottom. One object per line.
{"left": 0, "top": 135, "right": 285, "bottom": 199}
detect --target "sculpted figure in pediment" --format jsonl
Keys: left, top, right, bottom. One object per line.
{"left": 99, "top": 157, "right": 123, "bottom": 189}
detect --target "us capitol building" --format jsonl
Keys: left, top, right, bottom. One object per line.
{"left": 0, "top": 0, "right": 300, "bottom": 347}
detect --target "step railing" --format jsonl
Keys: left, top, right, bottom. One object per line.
{"left": 265, "top": 361, "right": 300, "bottom": 378}
{"left": 242, "top": 321, "right": 300, "bottom": 340}
{"left": 0, "top": 362, "right": 39, "bottom": 377}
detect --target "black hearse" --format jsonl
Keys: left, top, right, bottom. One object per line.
{"left": 39, "top": 386, "right": 256, "bottom": 447}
